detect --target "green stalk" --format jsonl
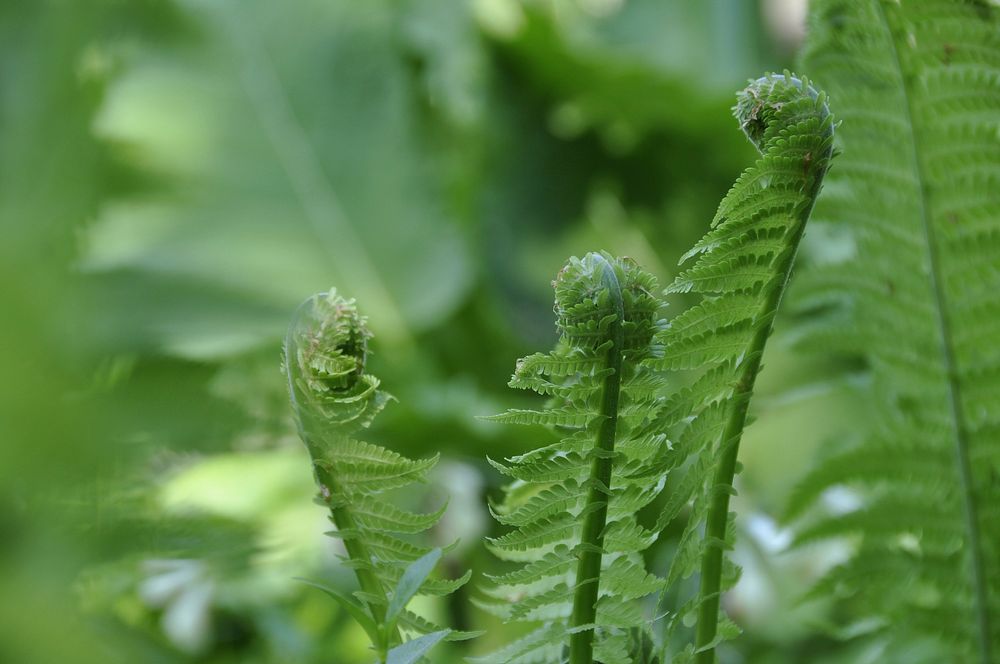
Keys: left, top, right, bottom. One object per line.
{"left": 693, "top": 137, "right": 828, "bottom": 664}
{"left": 691, "top": 247, "right": 796, "bottom": 663}
{"left": 312, "top": 463, "right": 395, "bottom": 657}
{"left": 568, "top": 256, "right": 625, "bottom": 664}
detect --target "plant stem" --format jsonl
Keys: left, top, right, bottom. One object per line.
{"left": 314, "top": 464, "right": 389, "bottom": 629}
{"left": 569, "top": 256, "right": 625, "bottom": 664}
{"left": 694, "top": 158, "right": 828, "bottom": 664}
{"left": 691, "top": 300, "right": 773, "bottom": 663}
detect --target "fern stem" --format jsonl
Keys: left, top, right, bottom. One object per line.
{"left": 691, "top": 251, "right": 796, "bottom": 663}
{"left": 873, "top": 4, "right": 992, "bottom": 660}
{"left": 693, "top": 75, "right": 832, "bottom": 662}
{"left": 568, "top": 255, "right": 625, "bottom": 664}
{"left": 313, "top": 464, "right": 396, "bottom": 656}
{"left": 289, "top": 411, "right": 399, "bottom": 655}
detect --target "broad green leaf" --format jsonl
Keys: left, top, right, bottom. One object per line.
{"left": 86, "top": 0, "right": 472, "bottom": 359}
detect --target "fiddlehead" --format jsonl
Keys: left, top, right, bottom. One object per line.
{"left": 286, "top": 290, "right": 389, "bottom": 437}
{"left": 475, "top": 252, "right": 668, "bottom": 664}
{"left": 652, "top": 73, "right": 835, "bottom": 662}
{"left": 284, "top": 290, "right": 469, "bottom": 662}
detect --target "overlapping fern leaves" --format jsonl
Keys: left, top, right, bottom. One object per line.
{"left": 284, "top": 290, "right": 470, "bottom": 661}
{"left": 786, "top": 1, "right": 1000, "bottom": 661}
{"left": 648, "top": 74, "right": 835, "bottom": 662}
{"left": 475, "top": 252, "right": 668, "bottom": 664}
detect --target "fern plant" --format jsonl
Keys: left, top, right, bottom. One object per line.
{"left": 648, "top": 73, "right": 836, "bottom": 662}
{"left": 784, "top": 1, "right": 1000, "bottom": 661}
{"left": 284, "top": 290, "right": 472, "bottom": 663}
{"left": 475, "top": 252, "right": 668, "bottom": 664}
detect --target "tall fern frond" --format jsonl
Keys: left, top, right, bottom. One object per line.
{"left": 650, "top": 73, "right": 835, "bottom": 663}
{"left": 284, "top": 290, "right": 471, "bottom": 662}
{"left": 475, "top": 252, "right": 668, "bottom": 664}
{"left": 787, "top": 1, "right": 1000, "bottom": 660}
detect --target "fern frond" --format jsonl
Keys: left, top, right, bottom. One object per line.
{"left": 476, "top": 252, "right": 668, "bottom": 664}
{"left": 650, "top": 72, "right": 835, "bottom": 662}
{"left": 787, "top": 1, "right": 1000, "bottom": 660}
{"left": 284, "top": 290, "right": 466, "bottom": 661}
{"left": 789, "top": 0, "right": 1000, "bottom": 664}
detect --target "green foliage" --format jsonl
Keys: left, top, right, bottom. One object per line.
{"left": 475, "top": 252, "right": 667, "bottom": 664}
{"left": 651, "top": 73, "right": 836, "bottom": 662}
{"left": 86, "top": 0, "right": 472, "bottom": 359}
{"left": 14, "top": 1, "right": 1000, "bottom": 662}
{"left": 787, "top": 1, "right": 1000, "bottom": 661}
{"left": 284, "top": 290, "right": 471, "bottom": 661}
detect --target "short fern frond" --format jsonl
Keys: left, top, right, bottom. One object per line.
{"left": 284, "top": 290, "right": 469, "bottom": 661}
{"left": 651, "top": 73, "right": 835, "bottom": 663}
{"left": 788, "top": 1, "right": 1000, "bottom": 660}
{"left": 476, "top": 253, "right": 668, "bottom": 664}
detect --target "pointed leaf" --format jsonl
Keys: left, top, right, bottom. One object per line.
{"left": 386, "top": 548, "right": 442, "bottom": 626}
{"left": 384, "top": 630, "right": 450, "bottom": 664}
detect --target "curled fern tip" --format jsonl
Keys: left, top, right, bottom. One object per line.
{"left": 555, "top": 252, "right": 662, "bottom": 354}
{"left": 735, "top": 72, "right": 834, "bottom": 155}
{"left": 286, "top": 289, "right": 389, "bottom": 435}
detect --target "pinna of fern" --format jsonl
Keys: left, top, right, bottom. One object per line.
{"left": 785, "top": 1, "right": 1000, "bottom": 661}
{"left": 646, "top": 72, "right": 835, "bottom": 663}
{"left": 284, "top": 289, "right": 472, "bottom": 663}
{"left": 474, "top": 252, "right": 668, "bottom": 664}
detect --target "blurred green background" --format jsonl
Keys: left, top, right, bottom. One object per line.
{"left": 0, "top": 1, "right": 873, "bottom": 662}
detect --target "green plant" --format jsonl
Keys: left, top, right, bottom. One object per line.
{"left": 284, "top": 290, "right": 472, "bottom": 663}
{"left": 785, "top": 0, "right": 1000, "bottom": 661}
{"left": 274, "top": 8, "right": 1000, "bottom": 660}
{"left": 650, "top": 73, "right": 835, "bottom": 662}
{"left": 474, "top": 252, "right": 667, "bottom": 664}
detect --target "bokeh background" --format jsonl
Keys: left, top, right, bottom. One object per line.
{"left": 1, "top": 1, "right": 872, "bottom": 662}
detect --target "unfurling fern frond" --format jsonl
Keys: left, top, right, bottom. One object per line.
{"left": 787, "top": 1, "right": 1000, "bottom": 661}
{"left": 651, "top": 73, "right": 835, "bottom": 663}
{"left": 284, "top": 290, "right": 471, "bottom": 663}
{"left": 475, "top": 252, "right": 668, "bottom": 664}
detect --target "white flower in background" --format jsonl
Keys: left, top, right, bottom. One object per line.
{"left": 138, "top": 559, "right": 215, "bottom": 655}
{"left": 432, "top": 460, "right": 488, "bottom": 555}
{"left": 821, "top": 485, "right": 863, "bottom": 516}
